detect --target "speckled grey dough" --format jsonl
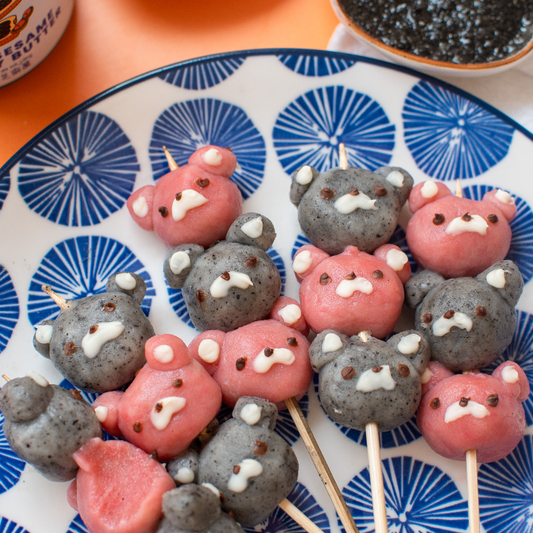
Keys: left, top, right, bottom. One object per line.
{"left": 310, "top": 330, "right": 430, "bottom": 432}
{"left": 0, "top": 377, "right": 102, "bottom": 482}
{"left": 197, "top": 397, "right": 298, "bottom": 527}
{"left": 34, "top": 272, "right": 155, "bottom": 393}
{"left": 408, "top": 260, "right": 523, "bottom": 372}
{"left": 156, "top": 484, "right": 244, "bottom": 533}
{"left": 165, "top": 214, "right": 281, "bottom": 332}
{"left": 291, "top": 165, "right": 413, "bottom": 255}
{"left": 166, "top": 449, "right": 200, "bottom": 486}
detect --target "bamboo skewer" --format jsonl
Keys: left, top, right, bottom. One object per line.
{"left": 339, "top": 143, "right": 349, "bottom": 170}
{"left": 466, "top": 449, "right": 480, "bottom": 533}
{"left": 163, "top": 146, "right": 179, "bottom": 170}
{"left": 279, "top": 498, "right": 326, "bottom": 533}
{"left": 366, "top": 422, "right": 388, "bottom": 533}
{"left": 285, "top": 396, "right": 359, "bottom": 533}
{"left": 41, "top": 285, "right": 69, "bottom": 309}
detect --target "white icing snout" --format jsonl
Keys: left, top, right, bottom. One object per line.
{"left": 35, "top": 324, "right": 53, "bottom": 344}
{"left": 241, "top": 217, "right": 263, "bottom": 239}
{"left": 486, "top": 268, "right": 506, "bottom": 289}
{"left": 356, "top": 365, "right": 396, "bottom": 392}
{"left": 279, "top": 304, "right": 301, "bottom": 325}
{"left": 445, "top": 215, "right": 488, "bottom": 236}
{"left": 293, "top": 250, "right": 312, "bottom": 274}
{"left": 154, "top": 344, "right": 174, "bottom": 364}
{"left": 336, "top": 276, "right": 373, "bottom": 297}
{"left": 82, "top": 321, "right": 125, "bottom": 359}
{"left": 172, "top": 190, "right": 208, "bottom": 221}
{"left": 169, "top": 251, "right": 191, "bottom": 275}
{"left": 397, "top": 334, "right": 421, "bottom": 355}
{"left": 253, "top": 348, "right": 295, "bottom": 373}
{"left": 132, "top": 196, "right": 149, "bottom": 218}
{"left": 210, "top": 271, "right": 253, "bottom": 298}
{"left": 202, "top": 148, "right": 222, "bottom": 166}
{"left": 240, "top": 403, "right": 262, "bottom": 425}
{"left": 444, "top": 400, "right": 490, "bottom": 423}
{"left": 227, "top": 459, "right": 263, "bottom": 493}
{"left": 151, "top": 397, "right": 187, "bottom": 430}
{"left": 432, "top": 312, "right": 473, "bottom": 337}
{"left": 420, "top": 181, "right": 438, "bottom": 198}
{"left": 116, "top": 273, "right": 136, "bottom": 291}
{"left": 334, "top": 191, "right": 377, "bottom": 214}
{"left": 296, "top": 165, "right": 313, "bottom": 185}
{"left": 198, "top": 339, "right": 220, "bottom": 364}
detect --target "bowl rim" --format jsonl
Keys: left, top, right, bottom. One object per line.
{"left": 331, "top": 0, "right": 533, "bottom": 71}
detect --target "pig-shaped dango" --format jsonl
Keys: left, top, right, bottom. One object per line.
{"left": 93, "top": 334, "right": 222, "bottom": 462}
{"left": 290, "top": 161, "right": 413, "bottom": 255}
{"left": 294, "top": 244, "right": 410, "bottom": 338}
{"left": 405, "top": 260, "right": 523, "bottom": 372}
{"left": 164, "top": 213, "right": 281, "bottom": 332}
{"left": 197, "top": 397, "right": 298, "bottom": 527}
{"left": 128, "top": 145, "right": 242, "bottom": 248}
{"left": 406, "top": 182, "right": 517, "bottom": 278}
{"left": 156, "top": 484, "right": 245, "bottom": 533}
{"left": 0, "top": 373, "right": 102, "bottom": 482}
{"left": 310, "top": 330, "right": 431, "bottom": 431}
{"left": 417, "top": 361, "right": 529, "bottom": 463}
{"left": 33, "top": 272, "right": 155, "bottom": 393}
{"left": 189, "top": 298, "right": 312, "bottom": 409}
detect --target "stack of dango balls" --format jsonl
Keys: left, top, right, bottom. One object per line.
{"left": 0, "top": 144, "right": 529, "bottom": 533}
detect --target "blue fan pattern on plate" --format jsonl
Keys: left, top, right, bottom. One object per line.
{"left": 157, "top": 57, "right": 245, "bottom": 89}
{"left": 148, "top": 98, "right": 266, "bottom": 199}
{"left": 0, "top": 265, "right": 19, "bottom": 355}
{"left": 27, "top": 236, "right": 154, "bottom": 326}
{"left": 343, "top": 456, "right": 468, "bottom": 532}
{"left": 482, "top": 309, "right": 533, "bottom": 426}
{"left": 478, "top": 435, "right": 533, "bottom": 532}
{"left": 278, "top": 54, "right": 355, "bottom": 77}
{"left": 17, "top": 111, "right": 139, "bottom": 227}
{"left": 0, "top": 518, "right": 29, "bottom": 533}
{"left": 461, "top": 184, "right": 533, "bottom": 283}
{"left": 168, "top": 246, "right": 286, "bottom": 326}
{"left": 0, "top": 413, "right": 25, "bottom": 495}
{"left": 244, "top": 481, "right": 330, "bottom": 533}
{"left": 273, "top": 86, "right": 395, "bottom": 176}
{"left": 0, "top": 175, "right": 9, "bottom": 212}
{"left": 403, "top": 81, "right": 514, "bottom": 181}
{"left": 66, "top": 515, "right": 88, "bottom": 533}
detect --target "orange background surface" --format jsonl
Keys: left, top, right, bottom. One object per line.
{"left": 0, "top": 0, "right": 339, "bottom": 169}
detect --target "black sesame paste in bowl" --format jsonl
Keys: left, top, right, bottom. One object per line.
{"left": 337, "top": 0, "right": 533, "bottom": 64}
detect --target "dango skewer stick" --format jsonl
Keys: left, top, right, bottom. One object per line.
{"left": 339, "top": 143, "right": 349, "bottom": 170}
{"left": 163, "top": 145, "right": 179, "bottom": 170}
{"left": 42, "top": 285, "right": 69, "bottom": 309}
{"left": 279, "top": 498, "right": 327, "bottom": 533}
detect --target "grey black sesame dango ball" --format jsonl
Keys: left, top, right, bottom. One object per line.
{"left": 290, "top": 159, "right": 413, "bottom": 255}
{"left": 33, "top": 272, "right": 155, "bottom": 393}
{"left": 164, "top": 213, "right": 281, "bottom": 332}
{"left": 0, "top": 372, "right": 102, "bottom": 482}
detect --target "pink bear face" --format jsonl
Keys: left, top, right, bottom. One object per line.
{"left": 406, "top": 182, "right": 517, "bottom": 279}
{"left": 93, "top": 334, "right": 222, "bottom": 462}
{"left": 127, "top": 146, "right": 242, "bottom": 248}
{"left": 417, "top": 361, "right": 530, "bottom": 463}
{"left": 293, "top": 244, "right": 410, "bottom": 339}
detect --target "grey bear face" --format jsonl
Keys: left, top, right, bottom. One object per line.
{"left": 33, "top": 272, "right": 155, "bottom": 393}
{"left": 291, "top": 164, "right": 413, "bottom": 255}
{"left": 310, "top": 330, "right": 430, "bottom": 432}
{"left": 164, "top": 214, "right": 281, "bottom": 332}
{"left": 406, "top": 260, "right": 523, "bottom": 372}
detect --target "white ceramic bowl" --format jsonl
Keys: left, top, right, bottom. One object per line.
{"left": 331, "top": 0, "right": 533, "bottom": 77}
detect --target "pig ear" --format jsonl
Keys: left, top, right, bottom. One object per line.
{"left": 106, "top": 272, "right": 147, "bottom": 304}
{"left": 145, "top": 334, "right": 191, "bottom": 371}
{"left": 33, "top": 320, "right": 54, "bottom": 359}
{"left": 188, "top": 331, "right": 225, "bottom": 376}
{"left": 309, "top": 329, "right": 349, "bottom": 372}
{"left": 233, "top": 396, "right": 278, "bottom": 430}
{"left": 373, "top": 244, "right": 411, "bottom": 284}
{"left": 477, "top": 260, "right": 523, "bottom": 308}
{"left": 408, "top": 181, "right": 452, "bottom": 213}
{"left": 387, "top": 330, "right": 430, "bottom": 374}
{"left": 292, "top": 244, "right": 330, "bottom": 282}
{"left": 270, "top": 296, "right": 308, "bottom": 334}
{"left": 225, "top": 213, "right": 276, "bottom": 251}
{"left": 404, "top": 269, "right": 445, "bottom": 309}
{"left": 420, "top": 361, "right": 454, "bottom": 396}
{"left": 290, "top": 165, "right": 320, "bottom": 206}
{"left": 127, "top": 185, "right": 155, "bottom": 231}
{"left": 493, "top": 361, "right": 530, "bottom": 403}
{"left": 374, "top": 166, "right": 414, "bottom": 206}
{"left": 164, "top": 244, "right": 204, "bottom": 290}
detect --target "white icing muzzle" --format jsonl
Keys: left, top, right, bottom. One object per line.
{"left": 253, "top": 347, "right": 295, "bottom": 373}
{"left": 432, "top": 312, "right": 473, "bottom": 337}
{"left": 334, "top": 191, "right": 377, "bottom": 214}
{"left": 227, "top": 459, "right": 263, "bottom": 493}
{"left": 151, "top": 397, "right": 187, "bottom": 430}
{"left": 82, "top": 321, "right": 125, "bottom": 358}
{"left": 336, "top": 276, "right": 373, "bottom": 297}
{"left": 444, "top": 400, "right": 490, "bottom": 423}
{"left": 172, "top": 190, "right": 208, "bottom": 221}
{"left": 356, "top": 365, "right": 396, "bottom": 392}
{"left": 445, "top": 214, "right": 488, "bottom": 236}
{"left": 210, "top": 271, "right": 253, "bottom": 298}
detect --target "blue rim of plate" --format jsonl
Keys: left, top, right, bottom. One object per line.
{"left": 2, "top": 47, "right": 533, "bottom": 178}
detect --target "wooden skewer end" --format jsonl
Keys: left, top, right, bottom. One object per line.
{"left": 163, "top": 145, "right": 179, "bottom": 171}
{"left": 339, "top": 143, "right": 349, "bottom": 170}
{"left": 41, "top": 285, "right": 69, "bottom": 309}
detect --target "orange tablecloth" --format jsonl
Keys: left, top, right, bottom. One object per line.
{"left": 0, "top": 0, "right": 339, "bottom": 169}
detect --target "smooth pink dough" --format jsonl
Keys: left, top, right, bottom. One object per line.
{"left": 296, "top": 245, "right": 405, "bottom": 338}
{"left": 406, "top": 189, "right": 515, "bottom": 278}
{"left": 94, "top": 334, "right": 222, "bottom": 461}
{"left": 73, "top": 438, "right": 175, "bottom": 533}
{"left": 189, "top": 318, "right": 313, "bottom": 410}
{"left": 417, "top": 361, "right": 529, "bottom": 463}
{"left": 127, "top": 145, "right": 242, "bottom": 248}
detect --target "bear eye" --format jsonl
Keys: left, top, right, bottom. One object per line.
{"left": 430, "top": 398, "right": 440, "bottom": 409}
{"left": 287, "top": 337, "right": 298, "bottom": 347}
{"left": 397, "top": 364, "right": 410, "bottom": 377}
{"left": 341, "top": 366, "right": 355, "bottom": 380}
{"left": 486, "top": 394, "right": 499, "bottom": 407}
{"left": 433, "top": 213, "right": 445, "bottom": 225}
{"left": 320, "top": 188, "right": 334, "bottom": 200}
{"left": 320, "top": 273, "right": 331, "bottom": 285}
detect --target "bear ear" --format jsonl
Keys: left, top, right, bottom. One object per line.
{"left": 164, "top": 244, "right": 205, "bottom": 290}
{"left": 387, "top": 330, "right": 431, "bottom": 374}
{"left": 493, "top": 361, "right": 530, "bottom": 403}
{"left": 188, "top": 331, "right": 225, "bottom": 376}
{"left": 166, "top": 449, "right": 200, "bottom": 486}
{"left": 269, "top": 296, "right": 308, "bottom": 334}
{"left": 106, "top": 272, "right": 147, "bottom": 305}
{"left": 404, "top": 269, "right": 446, "bottom": 309}
{"left": 374, "top": 166, "right": 414, "bottom": 206}
{"left": 292, "top": 244, "right": 330, "bottom": 283}
{"left": 290, "top": 165, "right": 320, "bottom": 206}
{"left": 373, "top": 244, "right": 411, "bottom": 284}
{"left": 477, "top": 260, "right": 523, "bottom": 308}
{"left": 407, "top": 181, "right": 452, "bottom": 213}
{"left": 225, "top": 212, "right": 276, "bottom": 251}
{"left": 127, "top": 185, "right": 155, "bottom": 231}
{"left": 145, "top": 334, "right": 191, "bottom": 371}
{"left": 309, "top": 329, "right": 349, "bottom": 372}
{"left": 233, "top": 396, "right": 278, "bottom": 430}
{"left": 482, "top": 189, "right": 517, "bottom": 223}
{"left": 420, "top": 361, "right": 454, "bottom": 396}
{"left": 33, "top": 320, "right": 55, "bottom": 359}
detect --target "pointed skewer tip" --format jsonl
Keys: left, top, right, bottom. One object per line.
{"left": 163, "top": 146, "right": 179, "bottom": 171}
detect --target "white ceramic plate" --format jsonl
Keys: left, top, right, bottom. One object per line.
{"left": 0, "top": 49, "right": 532, "bottom": 533}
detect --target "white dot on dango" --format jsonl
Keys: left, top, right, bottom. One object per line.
{"left": 295, "top": 165, "right": 313, "bottom": 185}
{"left": 385, "top": 248, "right": 408, "bottom": 271}
{"left": 94, "top": 406, "right": 108, "bottom": 423}
{"left": 386, "top": 170, "right": 404, "bottom": 187}
{"left": 202, "top": 483, "right": 220, "bottom": 497}
{"left": 115, "top": 273, "right": 136, "bottom": 291}
{"left": 202, "top": 148, "right": 222, "bottom": 166}
{"left": 26, "top": 370, "right": 49, "bottom": 388}
{"left": 420, "top": 367, "right": 432, "bottom": 384}
{"left": 486, "top": 268, "right": 506, "bottom": 289}
{"left": 420, "top": 181, "right": 438, "bottom": 198}
{"left": 198, "top": 339, "right": 220, "bottom": 364}
{"left": 154, "top": 344, "right": 174, "bottom": 363}
{"left": 279, "top": 304, "right": 301, "bottom": 325}
{"left": 132, "top": 196, "right": 149, "bottom": 218}
{"left": 495, "top": 189, "right": 514, "bottom": 204}
{"left": 176, "top": 467, "right": 195, "bottom": 484}
{"left": 240, "top": 403, "right": 262, "bottom": 425}
{"left": 322, "top": 333, "right": 343, "bottom": 353}
{"left": 502, "top": 366, "right": 519, "bottom": 383}
{"left": 293, "top": 250, "right": 312, "bottom": 274}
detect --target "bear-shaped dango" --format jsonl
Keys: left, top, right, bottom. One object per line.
{"left": 406, "top": 181, "right": 517, "bottom": 278}
{"left": 33, "top": 272, "right": 155, "bottom": 393}
{"left": 197, "top": 396, "right": 298, "bottom": 527}
{"left": 405, "top": 260, "right": 523, "bottom": 372}
{"left": 0, "top": 373, "right": 102, "bottom": 482}
{"left": 290, "top": 161, "right": 413, "bottom": 255}
{"left": 293, "top": 244, "right": 410, "bottom": 338}
{"left": 189, "top": 297, "right": 312, "bottom": 410}
{"left": 417, "top": 361, "right": 529, "bottom": 463}
{"left": 164, "top": 213, "right": 281, "bottom": 332}
{"left": 310, "top": 330, "right": 430, "bottom": 431}
{"left": 93, "top": 334, "right": 222, "bottom": 462}
{"left": 127, "top": 146, "right": 242, "bottom": 248}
